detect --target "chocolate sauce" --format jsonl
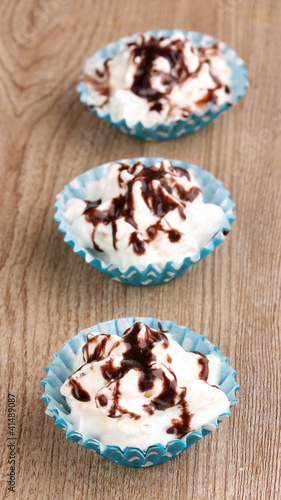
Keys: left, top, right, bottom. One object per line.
{"left": 96, "top": 394, "right": 108, "bottom": 407}
{"left": 146, "top": 222, "right": 159, "bottom": 240}
{"left": 109, "top": 379, "right": 120, "bottom": 418}
{"left": 83, "top": 199, "right": 101, "bottom": 212}
{"left": 149, "top": 367, "right": 178, "bottom": 410}
{"left": 150, "top": 102, "right": 163, "bottom": 112}
{"left": 210, "top": 71, "right": 222, "bottom": 86}
{"left": 83, "top": 161, "right": 200, "bottom": 254}
{"left": 174, "top": 167, "right": 190, "bottom": 181}
{"left": 131, "top": 36, "right": 189, "bottom": 104}
{"left": 190, "top": 351, "right": 209, "bottom": 381}
{"left": 168, "top": 229, "right": 181, "bottom": 243}
{"left": 69, "top": 379, "right": 90, "bottom": 402}
{"left": 84, "top": 194, "right": 125, "bottom": 252}
{"left": 158, "top": 322, "right": 169, "bottom": 335}
{"left": 97, "top": 380, "right": 141, "bottom": 420}
{"left": 69, "top": 323, "right": 213, "bottom": 439}
{"left": 195, "top": 87, "right": 219, "bottom": 106}
{"left": 129, "top": 232, "right": 146, "bottom": 255}
{"left": 166, "top": 388, "right": 192, "bottom": 438}
{"left": 112, "top": 221, "right": 118, "bottom": 250}
{"left": 83, "top": 334, "right": 110, "bottom": 363}
{"left": 79, "top": 59, "right": 111, "bottom": 107}
{"left": 176, "top": 185, "right": 200, "bottom": 203}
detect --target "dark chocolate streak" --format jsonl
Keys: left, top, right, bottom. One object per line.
{"left": 82, "top": 334, "right": 110, "bottom": 363}
{"left": 78, "top": 58, "right": 111, "bottom": 108}
{"left": 190, "top": 351, "right": 209, "bottom": 381}
{"left": 69, "top": 379, "right": 91, "bottom": 402}
{"left": 96, "top": 394, "right": 108, "bottom": 407}
{"left": 158, "top": 321, "right": 169, "bottom": 337}
{"left": 166, "top": 388, "right": 192, "bottom": 437}
{"left": 83, "top": 161, "right": 200, "bottom": 254}
{"left": 131, "top": 36, "right": 190, "bottom": 103}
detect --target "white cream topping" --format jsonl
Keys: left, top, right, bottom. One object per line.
{"left": 60, "top": 322, "right": 230, "bottom": 449}
{"left": 80, "top": 32, "right": 232, "bottom": 127}
{"left": 64, "top": 160, "right": 227, "bottom": 272}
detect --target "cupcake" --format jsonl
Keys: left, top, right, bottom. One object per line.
{"left": 77, "top": 30, "right": 248, "bottom": 141}
{"left": 41, "top": 317, "right": 239, "bottom": 467}
{"left": 54, "top": 158, "right": 235, "bottom": 285}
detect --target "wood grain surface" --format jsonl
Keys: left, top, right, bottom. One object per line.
{"left": 0, "top": 0, "right": 280, "bottom": 499}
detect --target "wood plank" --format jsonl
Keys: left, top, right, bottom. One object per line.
{"left": 0, "top": 0, "right": 280, "bottom": 498}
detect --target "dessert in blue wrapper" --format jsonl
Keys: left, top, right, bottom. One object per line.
{"left": 54, "top": 157, "right": 235, "bottom": 286}
{"left": 77, "top": 29, "right": 248, "bottom": 141}
{"left": 41, "top": 317, "right": 239, "bottom": 467}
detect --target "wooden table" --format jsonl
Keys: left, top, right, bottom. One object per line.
{"left": 1, "top": 0, "right": 280, "bottom": 498}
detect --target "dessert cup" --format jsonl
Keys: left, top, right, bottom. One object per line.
{"left": 41, "top": 317, "right": 239, "bottom": 467}
{"left": 54, "top": 157, "right": 235, "bottom": 286}
{"left": 77, "top": 29, "right": 248, "bottom": 141}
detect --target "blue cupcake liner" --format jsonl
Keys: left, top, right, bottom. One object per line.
{"left": 54, "top": 157, "right": 235, "bottom": 286}
{"left": 41, "top": 317, "right": 239, "bottom": 467}
{"left": 77, "top": 29, "right": 248, "bottom": 141}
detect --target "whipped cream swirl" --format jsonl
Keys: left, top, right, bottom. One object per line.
{"left": 61, "top": 322, "right": 230, "bottom": 449}
{"left": 64, "top": 160, "right": 227, "bottom": 271}
{"left": 80, "top": 32, "right": 232, "bottom": 127}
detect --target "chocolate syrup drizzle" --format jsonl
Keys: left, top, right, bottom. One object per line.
{"left": 190, "top": 351, "right": 209, "bottom": 381}
{"left": 82, "top": 334, "right": 112, "bottom": 363}
{"left": 68, "top": 322, "right": 210, "bottom": 439}
{"left": 69, "top": 379, "right": 90, "bottom": 403}
{"left": 131, "top": 36, "right": 189, "bottom": 103}
{"left": 80, "top": 35, "right": 230, "bottom": 116}
{"left": 79, "top": 58, "right": 111, "bottom": 107}
{"left": 83, "top": 161, "right": 200, "bottom": 255}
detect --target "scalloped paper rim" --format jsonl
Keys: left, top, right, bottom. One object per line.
{"left": 77, "top": 29, "right": 248, "bottom": 141}
{"left": 54, "top": 157, "right": 236, "bottom": 286}
{"left": 41, "top": 317, "right": 239, "bottom": 467}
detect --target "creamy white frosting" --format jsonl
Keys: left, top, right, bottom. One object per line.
{"left": 60, "top": 322, "right": 230, "bottom": 449}
{"left": 81, "top": 32, "right": 232, "bottom": 127}
{"left": 64, "top": 160, "right": 227, "bottom": 272}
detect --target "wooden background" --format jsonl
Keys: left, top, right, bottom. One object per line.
{"left": 0, "top": 0, "right": 280, "bottom": 499}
